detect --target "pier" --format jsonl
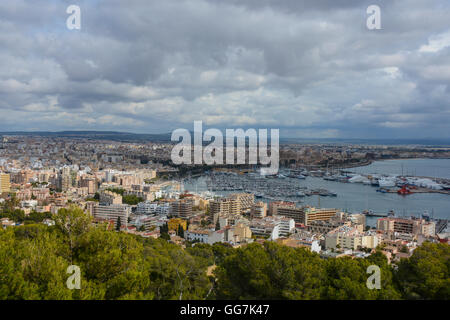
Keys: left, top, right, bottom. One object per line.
{"left": 361, "top": 212, "right": 388, "bottom": 217}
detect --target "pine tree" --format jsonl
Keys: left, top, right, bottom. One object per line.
{"left": 178, "top": 224, "right": 185, "bottom": 238}
{"left": 215, "top": 220, "right": 221, "bottom": 231}
{"left": 160, "top": 222, "right": 168, "bottom": 234}
{"left": 116, "top": 216, "right": 122, "bottom": 231}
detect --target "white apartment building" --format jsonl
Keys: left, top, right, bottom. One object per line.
{"left": 278, "top": 217, "right": 296, "bottom": 237}
{"left": 249, "top": 216, "right": 295, "bottom": 240}
{"left": 156, "top": 202, "right": 171, "bottom": 215}
{"left": 136, "top": 201, "right": 158, "bottom": 215}
{"left": 185, "top": 229, "right": 225, "bottom": 245}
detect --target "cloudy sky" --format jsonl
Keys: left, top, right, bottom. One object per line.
{"left": 0, "top": 0, "right": 449, "bottom": 138}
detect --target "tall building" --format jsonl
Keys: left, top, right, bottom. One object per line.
{"left": 170, "top": 199, "right": 193, "bottom": 218}
{"left": 99, "top": 190, "right": 122, "bottom": 205}
{"left": 0, "top": 173, "right": 11, "bottom": 193}
{"left": 136, "top": 201, "right": 158, "bottom": 215}
{"left": 303, "top": 207, "right": 339, "bottom": 226}
{"left": 229, "top": 193, "right": 254, "bottom": 214}
{"left": 276, "top": 205, "right": 305, "bottom": 223}
{"left": 58, "top": 169, "right": 71, "bottom": 192}
{"left": 210, "top": 197, "right": 240, "bottom": 216}
{"left": 251, "top": 201, "right": 267, "bottom": 219}
{"left": 80, "top": 177, "right": 97, "bottom": 195}
{"left": 269, "top": 201, "right": 295, "bottom": 216}
{"left": 276, "top": 206, "right": 338, "bottom": 225}
{"left": 11, "top": 170, "right": 34, "bottom": 184}
{"left": 210, "top": 193, "right": 254, "bottom": 218}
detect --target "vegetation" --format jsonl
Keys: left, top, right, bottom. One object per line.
{"left": 0, "top": 206, "right": 212, "bottom": 300}
{"left": 106, "top": 188, "right": 125, "bottom": 196}
{"left": 177, "top": 224, "right": 185, "bottom": 238}
{"left": 395, "top": 242, "right": 450, "bottom": 299}
{"left": 1, "top": 198, "right": 52, "bottom": 224}
{"left": 0, "top": 205, "right": 448, "bottom": 300}
{"left": 122, "top": 194, "right": 144, "bottom": 205}
{"left": 116, "top": 217, "right": 121, "bottom": 231}
{"left": 85, "top": 193, "right": 100, "bottom": 202}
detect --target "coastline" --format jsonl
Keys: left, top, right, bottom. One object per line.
{"left": 340, "top": 157, "right": 450, "bottom": 171}
{"left": 340, "top": 158, "right": 450, "bottom": 183}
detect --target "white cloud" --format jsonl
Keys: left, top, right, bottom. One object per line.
{"left": 419, "top": 30, "right": 450, "bottom": 53}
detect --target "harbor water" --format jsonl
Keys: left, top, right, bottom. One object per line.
{"left": 348, "top": 158, "right": 450, "bottom": 179}
{"left": 184, "top": 159, "right": 450, "bottom": 227}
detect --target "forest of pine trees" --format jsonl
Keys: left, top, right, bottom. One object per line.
{"left": 0, "top": 205, "right": 448, "bottom": 300}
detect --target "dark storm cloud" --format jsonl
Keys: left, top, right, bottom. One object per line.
{"left": 0, "top": 0, "right": 449, "bottom": 138}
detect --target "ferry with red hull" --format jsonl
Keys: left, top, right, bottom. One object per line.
{"left": 397, "top": 185, "right": 412, "bottom": 195}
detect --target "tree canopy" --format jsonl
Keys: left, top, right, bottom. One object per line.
{"left": 0, "top": 206, "right": 448, "bottom": 300}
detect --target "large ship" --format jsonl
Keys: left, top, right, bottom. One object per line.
{"left": 378, "top": 177, "right": 397, "bottom": 188}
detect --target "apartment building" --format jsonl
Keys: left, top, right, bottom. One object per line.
{"left": 325, "top": 226, "right": 379, "bottom": 251}
{"left": 93, "top": 204, "right": 131, "bottom": 228}
{"left": 307, "top": 220, "right": 346, "bottom": 234}
{"left": 210, "top": 197, "right": 240, "bottom": 216}
{"left": 276, "top": 206, "right": 305, "bottom": 224}
{"left": 115, "top": 174, "right": 143, "bottom": 187}
{"left": 136, "top": 201, "right": 158, "bottom": 215}
{"left": 232, "top": 223, "right": 253, "bottom": 242}
{"left": 230, "top": 193, "right": 254, "bottom": 213}
{"left": 170, "top": 199, "right": 193, "bottom": 218}
{"left": 277, "top": 205, "right": 338, "bottom": 226}
{"left": 10, "top": 170, "right": 34, "bottom": 184}
{"left": 249, "top": 216, "right": 295, "bottom": 240}
{"left": 156, "top": 202, "right": 171, "bottom": 215}
{"left": 250, "top": 201, "right": 267, "bottom": 219}
{"left": 99, "top": 190, "right": 122, "bottom": 205}
{"left": 249, "top": 219, "right": 280, "bottom": 240}
{"left": 80, "top": 177, "right": 97, "bottom": 195}
{"left": 377, "top": 217, "right": 436, "bottom": 236}
{"left": 269, "top": 201, "right": 295, "bottom": 216}
{"left": 185, "top": 229, "right": 224, "bottom": 244}
{"left": 303, "top": 207, "right": 339, "bottom": 226}
{"left": 217, "top": 213, "right": 247, "bottom": 229}
{"left": 0, "top": 173, "right": 11, "bottom": 193}
{"left": 278, "top": 217, "right": 296, "bottom": 237}
{"left": 141, "top": 215, "right": 159, "bottom": 231}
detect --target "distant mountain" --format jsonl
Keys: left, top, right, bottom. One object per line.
{"left": 0, "top": 131, "right": 172, "bottom": 142}
{"left": 280, "top": 137, "right": 450, "bottom": 147}
{"left": 1, "top": 131, "right": 449, "bottom": 146}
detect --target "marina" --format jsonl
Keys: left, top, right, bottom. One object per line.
{"left": 198, "top": 170, "right": 339, "bottom": 201}
{"left": 183, "top": 159, "right": 450, "bottom": 225}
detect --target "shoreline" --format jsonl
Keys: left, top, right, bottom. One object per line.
{"left": 340, "top": 157, "right": 450, "bottom": 170}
